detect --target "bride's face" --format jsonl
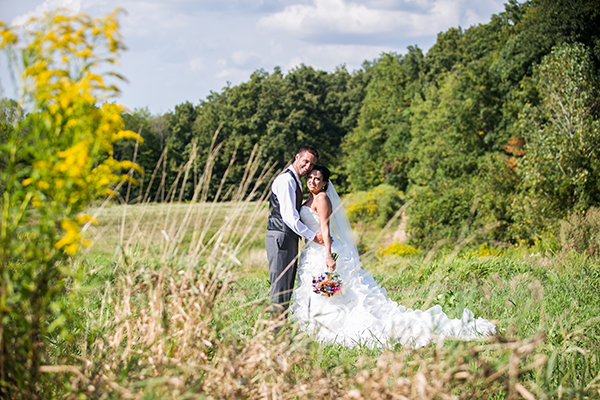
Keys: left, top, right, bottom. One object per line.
{"left": 307, "top": 170, "right": 326, "bottom": 194}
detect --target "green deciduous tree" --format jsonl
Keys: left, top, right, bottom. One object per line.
{"left": 343, "top": 49, "right": 423, "bottom": 191}
{"left": 512, "top": 43, "right": 600, "bottom": 238}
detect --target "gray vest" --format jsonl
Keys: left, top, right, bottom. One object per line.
{"left": 267, "top": 169, "right": 302, "bottom": 236}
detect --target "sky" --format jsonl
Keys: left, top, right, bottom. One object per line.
{"left": 0, "top": 0, "right": 507, "bottom": 115}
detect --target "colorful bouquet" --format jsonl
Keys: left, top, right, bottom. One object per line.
{"left": 312, "top": 253, "right": 342, "bottom": 297}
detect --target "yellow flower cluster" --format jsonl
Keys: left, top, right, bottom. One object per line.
{"left": 347, "top": 202, "right": 378, "bottom": 219}
{"left": 1, "top": 10, "right": 141, "bottom": 255}
{"left": 51, "top": 216, "right": 98, "bottom": 255}
{"left": 377, "top": 242, "right": 420, "bottom": 257}
{"left": 462, "top": 243, "right": 501, "bottom": 259}
{"left": 346, "top": 188, "right": 384, "bottom": 223}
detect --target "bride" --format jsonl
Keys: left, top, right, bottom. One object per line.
{"left": 289, "top": 165, "right": 496, "bottom": 349}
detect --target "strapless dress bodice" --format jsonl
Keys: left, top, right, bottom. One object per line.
{"left": 300, "top": 205, "right": 322, "bottom": 233}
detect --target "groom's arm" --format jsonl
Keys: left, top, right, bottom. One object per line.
{"left": 272, "top": 174, "right": 316, "bottom": 241}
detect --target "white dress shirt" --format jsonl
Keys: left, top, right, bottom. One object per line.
{"left": 271, "top": 166, "right": 316, "bottom": 241}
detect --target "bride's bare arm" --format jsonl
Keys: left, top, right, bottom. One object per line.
{"left": 314, "top": 192, "right": 336, "bottom": 271}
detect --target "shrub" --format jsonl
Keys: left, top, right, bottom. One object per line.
{"left": 406, "top": 182, "right": 475, "bottom": 248}
{"left": 346, "top": 184, "right": 403, "bottom": 227}
{"left": 560, "top": 207, "right": 600, "bottom": 256}
{"left": 0, "top": 10, "right": 140, "bottom": 397}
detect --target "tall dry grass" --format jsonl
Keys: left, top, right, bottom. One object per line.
{"left": 59, "top": 253, "right": 554, "bottom": 399}
{"left": 41, "top": 142, "right": 600, "bottom": 399}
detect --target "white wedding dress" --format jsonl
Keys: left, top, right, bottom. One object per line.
{"left": 290, "top": 185, "right": 496, "bottom": 349}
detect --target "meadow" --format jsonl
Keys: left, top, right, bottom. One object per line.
{"left": 3, "top": 8, "right": 600, "bottom": 399}
{"left": 45, "top": 198, "right": 600, "bottom": 399}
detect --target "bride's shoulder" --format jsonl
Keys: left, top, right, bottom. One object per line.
{"left": 314, "top": 191, "right": 328, "bottom": 200}
{"left": 313, "top": 191, "right": 331, "bottom": 208}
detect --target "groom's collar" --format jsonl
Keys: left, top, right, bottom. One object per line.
{"left": 287, "top": 166, "right": 302, "bottom": 191}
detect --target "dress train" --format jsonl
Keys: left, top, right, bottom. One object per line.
{"left": 290, "top": 206, "right": 495, "bottom": 349}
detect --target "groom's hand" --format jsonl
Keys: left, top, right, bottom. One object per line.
{"left": 313, "top": 233, "right": 325, "bottom": 245}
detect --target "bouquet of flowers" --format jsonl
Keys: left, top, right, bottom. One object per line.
{"left": 312, "top": 253, "right": 342, "bottom": 297}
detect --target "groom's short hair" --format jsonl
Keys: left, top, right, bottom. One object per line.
{"left": 297, "top": 145, "right": 319, "bottom": 159}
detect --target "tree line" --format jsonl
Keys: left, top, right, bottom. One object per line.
{"left": 113, "top": 65, "right": 369, "bottom": 203}
{"left": 3, "top": 0, "right": 599, "bottom": 248}
{"left": 112, "top": 0, "right": 600, "bottom": 247}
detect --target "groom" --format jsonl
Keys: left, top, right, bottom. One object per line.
{"left": 265, "top": 145, "right": 324, "bottom": 316}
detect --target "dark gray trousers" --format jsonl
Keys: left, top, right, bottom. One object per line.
{"left": 265, "top": 230, "right": 299, "bottom": 313}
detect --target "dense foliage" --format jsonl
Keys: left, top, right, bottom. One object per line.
{"left": 102, "top": 0, "right": 600, "bottom": 247}
{"left": 3, "top": 0, "right": 599, "bottom": 249}
{"left": 344, "top": 0, "right": 600, "bottom": 246}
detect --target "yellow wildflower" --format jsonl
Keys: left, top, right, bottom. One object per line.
{"left": 55, "top": 219, "right": 81, "bottom": 250}
{"left": 36, "top": 181, "right": 50, "bottom": 190}
{"left": 377, "top": 243, "right": 419, "bottom": 257}
{"left": 76, "top": 214, "right": 98, "bottom": 225}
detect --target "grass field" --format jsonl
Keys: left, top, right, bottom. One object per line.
{"left": 47, "top": 200, "right": 600, "bottom": 399}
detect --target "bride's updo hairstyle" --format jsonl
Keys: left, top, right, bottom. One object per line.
{"left": 311, "top": 164, "right": 331, "bottom": 191}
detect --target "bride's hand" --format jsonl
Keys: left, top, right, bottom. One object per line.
{"left": 326, "top": 257, "right": 336, "bottom": 271}
{"left": 313, "top": 232, "right": 325, "bottom": 245}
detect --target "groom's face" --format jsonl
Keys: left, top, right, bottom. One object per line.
{"left": 293, "top": 151, "right": 317, "bottom": 177}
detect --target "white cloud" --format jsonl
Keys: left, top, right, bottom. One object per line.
{"left": 105, "top": 0, "right": 201, "bottom": 44}
{"left": 231, "top": 50, "right": 261, "bottom": 66}
{"left": 283, "top": 43, "right": 392, "bottom": 72}
{"left": 284, "top": 56, "right": 304, "bottom": 71}
{"left": 259, "top": 0, "right": 403, "bottom": 36}
{"left": 189, "top": 57, "right": 204, "bottom": 71}
{"left": 216, "top": 67, "right": 253, "bottom": 83}
{"left": 258, "top": 0, "right": 503, "bottom": 41}
{"left": 269, "top": 39, "right": 285, "bottom": 57}
{"left": 12, "top": 0, "right": 82, "bottom": 26}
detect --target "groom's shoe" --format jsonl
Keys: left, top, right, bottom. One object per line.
{"left": 268, "top": 306, "right": 289, "bottom": 334}
{"left": 269, "top": 304, "right": 287, "bottom": 320}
